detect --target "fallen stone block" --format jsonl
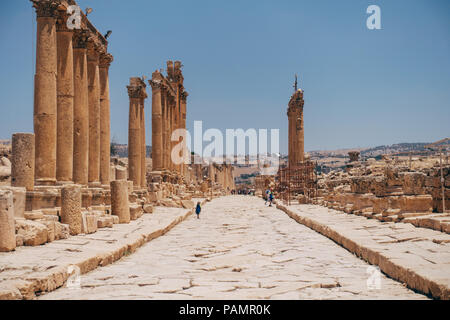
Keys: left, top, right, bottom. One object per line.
{"left": 54, "top": 222, "right": 69, "bottom": 240}
{"left": 181, "top": 200, "right": 194, "bottom": 209}
{"left": 15, "top": 219, "right": 48, "bottom": 246}
{"left": 81, "top": 213, "right": 98, "bottom": 234}
{"left": 130, "top": 204, "right": 143, "bottom": 220}
{"left": 97, "top": 216, "right": 114, "bottom": 228}
{"left": 24, "top": 211, "right": 44, "bottom": 220}
{"left": 143, "top": 204, "right": 153, "bottom": 213}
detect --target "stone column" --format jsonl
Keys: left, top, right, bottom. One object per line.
{"left": 127, "top": 78, "right": 142, "bottom": 188}
{"left": 61, "top": 184, "right": 82, "bottom": 235}
{"left": 110, "top": 180, "right": 130, "bottom": 223}
{"left": 87, "top": 38, "right": 102, "bottom": 186}
{"left": 288, "top": 89, "right": 305, "bottom": 167}
{"left": 72, "top": 29, "right": 89, "bottom": 185}
{"left": 140, "top": 92, "right": 147, "bottom": 188}
{"left": 99, "top": 53, "right": 113, "bottom": 186}
{"left": 56, "top": 12, "right": 74, "bottom": 183}
{"left": 149, "top": 75, "right": 163, "bottom": 171}
{"left": 180, "top": 92, "right": 188, "bottom": 177}
{"left": 32, "top": 0, "right": 59, "bottom": 185}
{"left": 11, "top": 133, "right": 35, "bottom": 191}
{"left": 0, "top": 190, "right": 16, "bottom": 252}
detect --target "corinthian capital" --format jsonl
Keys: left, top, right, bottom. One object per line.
{"left": 99, "top": 53, "right": 114, "bottom": 68}
{"left": 127, "top": 85, "right": 143, "bottom": 99}
{"left": 31, "top": 0, "right": 60, "bottom": 18}
{"left": 56, "top": 10, "right": 72, "bottom": 32}
{"left": 148, "top": 80, "right": 162, "bottom": 91}
{"left": 73, "top": 29, "right": 89, "bottom": 49}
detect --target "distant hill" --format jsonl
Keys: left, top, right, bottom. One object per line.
{"left": 111, "top": 143, "right": 152, "bottom": 158}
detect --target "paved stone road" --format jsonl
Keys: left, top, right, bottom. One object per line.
{"left": 41, "top": 196, "right": 427, "bottom": 299}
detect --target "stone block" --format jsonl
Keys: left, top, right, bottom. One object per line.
{"left": 24, "top": 211, "right": 44, "bottom": 220}
{"left": 400, "top": 195, "right": 433, "bottom": 213}
{"left": 143, "top": 204, "right": 153, "bottom": 213}
{"left": 97, "top": 216, "right": 113, "bottom": 228}
{"left": 81, "top": 213, "right": 98, "bottom": 234}
{"left": 15, "top": 219, "right": 48, "bottom": 246}
{"left": 0, "top": 190, "right": 16, "bottom": 252}
{"left": 181, "top": 200, "right": 194, "bottom": 209}
{"left": 130, "top": 204, "right": 143, "bottom": 220}
{"left": 54, "top": 222, "right": 70, "bottom": 240}
{"left": 400, "top": 172, "right": 426, "bottom": 195}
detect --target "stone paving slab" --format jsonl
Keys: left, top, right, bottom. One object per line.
{"left": 40, "top": 196, "right": 426, "bottom": 300}
{"left": 0, "top": 198, "right": 207, "bottom": 300}
{"left": 276, "top": 202, "right": 450, "bottom": 300}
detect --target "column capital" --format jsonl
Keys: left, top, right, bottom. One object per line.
{"left": 56, "top": 9, "right": 73, "bottom": 32}
{"left": 87, "top": 36, "right": 104, "bottom": 61}
{"left": 181, "top": 91, "right": 189, "bottom": 102}
{"left": 73, "top": 29, "right": 89, "bottom": 49}
{"left": 127, "top": 85, "right": 146, "bottom": 99}
{"left": 99, "top": 53, "right": 113, "bottom": 68}
{"left": 31, "top": 0, "right": 60, "bottom": 18}
{"left": 148, "top": 79, "right": 162, "bottom": 91}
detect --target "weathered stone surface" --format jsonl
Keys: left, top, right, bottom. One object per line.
{"left": 129, "top": 204, "right": 143, "bottom": 220}
{"left": 15, "top": 219, "right": 48, "bottom": 246}
{"left": 143, "top": 204, "right": 153, "bottom": 213}
{"left": 11, "top": 133, "right": 35, "bottom": 191}
{"left": 111, "top": 180, "right": 130, "bottom": 224}
{"left": 115, "top": 166, "right": 127, "bottom": 180}
{"left": 97, "top": 216, "right": 113, "bottom": 228}
{"left": 0, "top": 190, "right": 16, "bottom": 252}
{"left": 61, "top": 185, "right": 82, "bottom": 235}
{"left": 401, "top": 172, "right": 426, "bottom": 195}
{"left": 82, "top": 213, "right": 98, "bottom": 234}
{"left": 24, "top": 211, "right": 44, "bottom": 220}
{"left": 181, "top": 199, "right": 194, "bottom": 209}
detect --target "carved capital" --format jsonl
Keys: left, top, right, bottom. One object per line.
{"left": 87, "top": 36, "right": 104, "bottom": 61}
{"left": 181, "top": 91, "right": 189, "bottom": 102}
{"left": 99, "top": 53, "right": 113, "bottom": 68}
{"left": 127, "top": 85, "right": 146, "bottom": 99}
{"left": 72, "top": 29, "right": 89, "bottom": 49}
{"left": 31, "top": 0, "right": 60, "bottom": 18}
{"left": 149, "top": 80, "right": 162, "bottom": 91}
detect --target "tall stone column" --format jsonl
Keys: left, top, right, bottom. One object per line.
{"left": 32, "top": 0, "right": 59, "bottom": 185}
{"left": 11, "top": 133, "right": 35, "bottom": 191}
{"left": 149, "top": 75, "right": 163, "bottom": 171}
{"left": 163, "top": 93, "right": 170, "bottom": 170}
{"left": 149, "top": 72, "right": 163, "bottom": 171}
{"left": 72, "top": 29, "right": 89, "bottom": 185}
{"left": 140, "top": 91, "right": 148, "bottom": 188}
{"left": 56, "top": 12, "right": 74, "bottom": 183}
{"left": 127, "top": 78, "right": 143, "bottom": 188}
{"left": 99, "top": 53, "right": 113, "bottom": 186}
{"left": 288, "top": 88, "right": 305, "bottom": 167}
{"left": 87, "top": 38, "right": 102, "bottom": 186}
{"left": 180, "top": 92, "right": 188, "bottom": 177}
{"left": 0, "top": 190, "right": 15, "bottom": 252}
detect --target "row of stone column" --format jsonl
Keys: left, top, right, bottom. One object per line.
{"left": 32, "top": 0, "right": 113, "bottom": 187}
{"left": 149, "top": 61, "right": 188, "bottom": 177}
{"left": 127, "top": 78, "right": 147, "bottom": 189}
{"left": 208, "top": 163, "right": 235, "bottom": 192}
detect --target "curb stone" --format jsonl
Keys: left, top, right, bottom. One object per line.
{"left": 276, "top": 203, "right": 449, "bottom": 300}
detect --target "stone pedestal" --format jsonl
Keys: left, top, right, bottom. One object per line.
{"left": 0, "top": 190, "right": 16, "bottom": 252}
{"left": 110, "top": 180, "right": 130, "bottom": 224}
{"left": 61, "top": 184, "right": 82, "bottom": 235}
{"left": 11, "top": 133, "right": 35, "bottom": 191}
{"left": 72, "top": 30, "right": 89, "bottom": 185}
{"left": 33, "top": 4, "right": 59, "bottom": 185}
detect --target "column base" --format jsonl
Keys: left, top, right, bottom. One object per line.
{"left": 88, "top": 181, "right": 102, "bottom": 188}
{"left": 35, "top": 178, "right": 57, "bottom": 186}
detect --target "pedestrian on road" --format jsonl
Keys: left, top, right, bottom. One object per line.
{"left": 264, "top": 189, "right": 270, "bottom": 205}
{"left": 195, "top": 202, "right": 201, "bottom": 219}
{"left": 269, "top": 190, "right": 274, "bottom": 207}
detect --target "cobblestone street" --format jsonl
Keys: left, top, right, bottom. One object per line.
{"left": 41, "top": 196, "right": 427, "bottom": 300}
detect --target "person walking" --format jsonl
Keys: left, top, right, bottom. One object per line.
{"left": 195, "top": 202, "right": 201, "bottom": 219}
{"left": 268, "top": 190, "right": 274, "bottom": 207}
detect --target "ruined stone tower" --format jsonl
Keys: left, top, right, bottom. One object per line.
{"left": 288, "top": 77, "right": 305, "bottom": 167}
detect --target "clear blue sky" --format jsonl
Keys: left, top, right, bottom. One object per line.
{"left": 0, "top": 0, "right": 449, "bottom": 154}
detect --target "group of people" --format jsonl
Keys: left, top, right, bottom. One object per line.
{"left": 264, "top": 188, "right": 274, "bottom": 206}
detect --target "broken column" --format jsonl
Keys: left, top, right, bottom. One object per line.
{"left": 127, "top": 78, "right": 144, "bottom": 188}
{"left": 61, "top": 184, "right": 82, "bottom": 236}
{"left": 56, "top": 11, "right": 74, "bottom": 183}
{"left": 99, "top": 53, "right": 113, "bottom": 186}
{"left": 149, "top": 73, "right": 163, "bottom": 171}
{"left": 0, "top": 190, "right": 16, "bottom": 252}
{"left": 87, "top": 37, "right": 102, "bottom": 187}
{"left": 72, "top": 29, "right": 90, "bottom": 185}
{"left": 32, "top": 0, "right": 59, "bottom": 185}
{"left": 11, "top": 133, "right": 35, "bottom": 191}
{"left": 110, "top": 180, "right": 130, "bottom": 223}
